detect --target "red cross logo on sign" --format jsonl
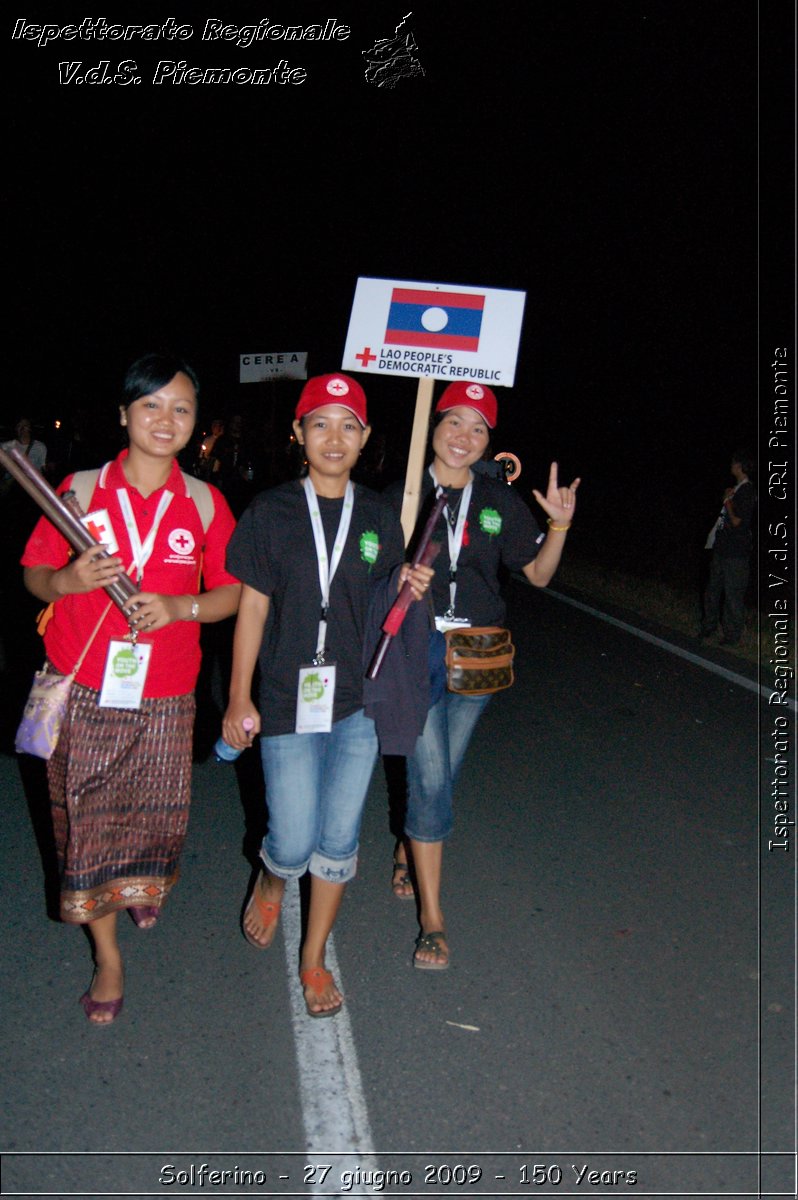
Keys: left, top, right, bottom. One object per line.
{"left": 86, "top": 518, "right": 107, "bottom": 543}
{"left": 356, "top": 347, "right": 377, "bottom": 367}
{"left": 82, "top": 508, "right": 119, "bottom": 554}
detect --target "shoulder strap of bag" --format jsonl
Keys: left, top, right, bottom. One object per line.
{"left": 70, "top": 467, "right": 214, "bottom": 534}
{"left": 70, "top": 600, "right": 114, "bottom": 676}
{"left": 69, "top": 468, "right": 101, "bottom": 513}
{"left": 181, "top": 472, "right": 214, "bottom": 533}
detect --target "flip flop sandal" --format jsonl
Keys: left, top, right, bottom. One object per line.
{"left": 242, "top": 879, "right": 282, "bottom": 949}
{"left": 391, "top": 860, "right": 414, "bottom": 900}
{"left": 300, "top": 967, "right": 343, "bottom": 1018}
{"left": 79, "top": 971, "right": 124, "bottom": 1025}
{"left": 129, "top": 906, "right": 159, "bottom": 929}
{"left": 414, "top": 930, "right": 450, "bottom": 971}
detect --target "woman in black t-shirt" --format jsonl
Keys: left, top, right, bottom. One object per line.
{"left": 223, "top": 374, "right": 431, "bottom": 1018}
{"left": 387, "top": 381, "right": 580, "bottom": 971}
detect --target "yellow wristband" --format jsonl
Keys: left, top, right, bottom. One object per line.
{"left": 547, "top": 519, "right": 572, "bottom": 532}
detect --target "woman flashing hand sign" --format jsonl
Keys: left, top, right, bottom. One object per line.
{"left": 383, "top": 382, "right": 582, "bottom": 969}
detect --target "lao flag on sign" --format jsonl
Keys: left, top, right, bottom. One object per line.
{"left": 385, "top": 288, "right": 485, "bottom": 351}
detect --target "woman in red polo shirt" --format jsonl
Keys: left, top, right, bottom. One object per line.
{"left": 21, "top": 353, "right": 241, "bottom": 1025}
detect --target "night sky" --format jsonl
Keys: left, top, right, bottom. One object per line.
{"left": 5, "top": 3, "right": 791, "bottom": 573}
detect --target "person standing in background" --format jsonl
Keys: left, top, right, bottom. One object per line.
{"left": 700, "top": 449, "right": 755, "bottom": 647}
{"left": 2, "top": 417, "right": 48, "bottom": 475}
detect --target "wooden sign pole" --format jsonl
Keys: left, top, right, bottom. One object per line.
{"left": 399, "top": 375, "right": 435, "bottom": 546}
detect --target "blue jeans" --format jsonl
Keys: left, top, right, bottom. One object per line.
{"left": 259, "top": 708, "right": 378, "bottom": 883}
{"left": 405, "top": 691, "right": 491, "bottom": 843}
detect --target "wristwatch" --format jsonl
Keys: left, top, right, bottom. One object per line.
{"left": 189, "top": 598, "right": 200, "bottom": 621}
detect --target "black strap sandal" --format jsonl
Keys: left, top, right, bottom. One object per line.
{"left": 391, "top": 860, "right": 414, "bottom": 900}
{"left": 414, "top": 930, "right": 449, "bottom": 970}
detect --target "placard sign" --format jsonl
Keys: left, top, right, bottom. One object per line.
{"left": 240, "top": 352, "right": 308, "bottom": 383}
{"left": 342, "top": 277, "right": 526, "bottom": 387}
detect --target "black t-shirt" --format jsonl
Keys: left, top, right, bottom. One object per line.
{"left": 227, "top": 479, "right": 405, "bottom": 735}
{"left": 715, "top": 479, "right": 755, "bottom": 558}
{"left": 384, "top": 469, "right": 545, "bottom": 626}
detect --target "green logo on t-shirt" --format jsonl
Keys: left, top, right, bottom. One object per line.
{"left": 301, "top": 673, "right": 325, "bottom": 702}
{"left": 112, "top": 648, "right": 139, "bottom": 678}
{"left": 360, "top": 530, "right": 380, "bottom": 565}
{"left": 479, "top": 507, "right": 502, "bottom": 537}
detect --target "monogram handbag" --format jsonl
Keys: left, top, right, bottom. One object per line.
{"left": 444, "top": 626, "right": 515, "bottom": 696}
{"left": 15, "top": 602, "right": 113, "bottom": 760}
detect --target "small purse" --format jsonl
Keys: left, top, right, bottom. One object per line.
{"left": 444, "top": 626, "right": 515, "bottom": 696}
{"left": 15, "top": 668, "right": 76, "bottom": 759}
{"left": 15, "top": 601, "right": 113, "bottom": 760}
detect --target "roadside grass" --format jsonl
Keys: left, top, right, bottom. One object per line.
{"left": 553, "top": 547, "right": 759, "bottom": 667}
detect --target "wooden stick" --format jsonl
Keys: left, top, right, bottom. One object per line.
{"left": 399, "top": 375, "right": 435, "bottom": 546}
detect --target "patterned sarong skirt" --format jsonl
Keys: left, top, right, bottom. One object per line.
{"left": 48, "top": 681, "right": 196, "bottom": 923}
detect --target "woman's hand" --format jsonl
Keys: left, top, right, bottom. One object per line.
{"left": 123, "top": 592, "right": 185, "bottom": 633}
{"left": 399, "top": 563, "right": 435, "bottom": 602}
{"left": 222, "top": 701, "right": 261, "bottom": 750}
{"left": 56, "top": 547, "right": 124, "bottom": 596}
{"left": 532, "top": 461, "right": 581, "bottom": 526}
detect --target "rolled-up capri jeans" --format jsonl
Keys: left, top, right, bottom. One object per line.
{"left": 405, "top": 691, "right": 491, "bottom": 843}
{"left": 259, "top": 708, "right": 378, "bottom": 884}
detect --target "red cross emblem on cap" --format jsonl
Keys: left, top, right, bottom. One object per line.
{"left": 466, "top": 384, "right": 485, "bottom": 400}
{"left": 326, "top": 378, "right": 349, "bottom": 396}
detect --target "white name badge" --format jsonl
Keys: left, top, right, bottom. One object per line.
{"left": 98, "top": 639, "right": 152, "bottom": 709}
{"left": 435, "top": 616, "right": 472, "bottom": 633}
{"left": 295, "top": 663, "right": 336, "bottom": 734}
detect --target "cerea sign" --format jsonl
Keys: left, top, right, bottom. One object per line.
{"left": 342, "top": 277, "right": 526, "bottom": 386}
{"left": 239, "top": 352, "right": 308, "bottom": 382}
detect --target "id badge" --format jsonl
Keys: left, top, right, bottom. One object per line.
{"left": 98, "top": 639, "right": 152, "bottom": 709}
{"left": 435, "top": 616, "right": 472, "bottom": 633}
{"left": 295, "top": 663, "right": 336, "bottom": 734}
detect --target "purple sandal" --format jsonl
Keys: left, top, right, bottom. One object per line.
{"left": 129, "top": 906, "right": 159, "bottom": 929}
{"left": 79, "top": 986, "right": 124, "bottom": 1025}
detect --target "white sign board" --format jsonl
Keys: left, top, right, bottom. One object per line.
{"left": 240, "top": 352, "right": 308, "bottom": 383}
{"left": 341, "top": 277, "right": 526, "bottom": 386}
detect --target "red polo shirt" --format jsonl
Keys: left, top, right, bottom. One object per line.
{"left": 21, "top": 452, "right": 239, "bottom": 696}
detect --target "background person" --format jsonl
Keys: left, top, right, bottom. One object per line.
{"left": 194, "top": 417, "right": 225, "bottom": 479}
{"left": 385, "top": 380, "right": 580, "bottom": 969}
{"left": 700, "top": 449, "right": 755, "bottom": 647}
{"left": 211, "top": 413, "right": 257, "bottom": 516}
{"left": 2, "top": 416, "right": 48, "bottom": 474}
{"left": 20, "top": 353, "right": 241, "bottom": 1025}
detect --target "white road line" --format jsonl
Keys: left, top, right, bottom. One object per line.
{"left": 282, "top": 879, "right": 378, "bottom": 1192}
{"left": 543, "top": 587, "right": 796, "bottom": 711}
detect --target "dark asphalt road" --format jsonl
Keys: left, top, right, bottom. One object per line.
{"left": 1, "top": 578, "right": 794, "bottom": 1199}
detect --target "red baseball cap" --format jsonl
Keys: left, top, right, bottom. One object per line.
{"left": 295, "top": 374, "right": 368, "bottom": 426}
{"left": 435, "top": 381, "right": 497, "bottom": 428}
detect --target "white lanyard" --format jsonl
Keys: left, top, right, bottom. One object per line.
{"left": 429, "top": 465, "right": 472, "bottom": 619}
{"left": 116, "top": 488, "right": 174, "bottom": 584}
{"left": 303, "top": 477, "right": 354, "bottom": 664}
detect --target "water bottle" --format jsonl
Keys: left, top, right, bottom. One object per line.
{"left": 214, "top": 717, "right": 255, "bottom": 762}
